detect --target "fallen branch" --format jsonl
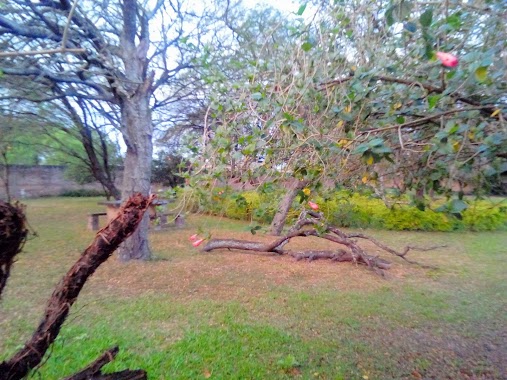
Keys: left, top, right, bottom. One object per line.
{"left": 0, "top": 193, "right": 153, "bottom": 380}
{"left": 346, "top": 232, "right": 444, "bottom": 268}
{"left": 203, "top": 211, "right": 441, "bottom": 274}
{"left": 63, "top": 346, "right": 147, "bottom": 380}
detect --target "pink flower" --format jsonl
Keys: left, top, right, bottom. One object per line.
{"left": 436, "top": 51, "right": 458, "bottom": 67}
{"left": 192, "top": 238, "right": 205, "bottom": 247}
{"left": 189, "top": 234, "right": 199, "bottom": 241}
{"left": 308, "top": 201, "right": 319, "bottom": 210}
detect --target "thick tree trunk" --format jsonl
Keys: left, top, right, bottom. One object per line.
{"left": 118, "top": 93, "right": 153, "bottom": 261}
{"left": 116, "top": 0, "right": 153, "bottom": 261}
{"left": 269, "top": 180, "right": 309, "bottom": 236}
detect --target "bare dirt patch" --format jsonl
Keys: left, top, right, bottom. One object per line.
{"left": 87, "top": 228, "right": 417, "bottom": 301}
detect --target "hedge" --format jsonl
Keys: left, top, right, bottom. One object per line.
{"left": 186, "top": 188, "right": 507, "bottom": 232}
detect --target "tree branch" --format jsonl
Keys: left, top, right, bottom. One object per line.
{"left": 0, "top": 194, "right": 154, "bottom": 380}
{"left": 203, "top": 211, "right": 442, "bottom": 274}
{"left": 0, "top": 48, "right": 85, "bottom": 58}
{"left": 320, "top": 74, "right": 501, "bottom": 113}
{"left": 358, "top": 107, "right": 490, "bottom": 135}
{"left": 0, "top": 67, "right": 113, "bottom": 100}
{"left": 63, "top": 346, "right": 147, "bottom": 380}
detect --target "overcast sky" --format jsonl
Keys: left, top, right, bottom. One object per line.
{"left": 243, "top": 0, "right": 301, "bottom": 13}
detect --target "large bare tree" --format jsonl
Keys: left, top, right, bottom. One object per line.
{"left": 0, "top": 0, "right": 215, "bottom": 260}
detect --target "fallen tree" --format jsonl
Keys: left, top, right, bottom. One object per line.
{"left": 203, "top": 210, "right": 443, "bottom": 275}
{"left": 0, "top": 194, "right": 153, "bottom": 380}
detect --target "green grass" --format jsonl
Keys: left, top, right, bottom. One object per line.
{"left": 1, "top": 197, "right": 506, "bottom": 379}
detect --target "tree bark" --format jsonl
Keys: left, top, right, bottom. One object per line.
{"left": 118, "top": 93, "right": 153, "bottom": 261}
{"left": 0, "top": 152, "right": 11, "bottom": 203}
{"left": 269, "top": 180, "right": 309, "bottom": 236}
{"left": 116, "top": 0, "right": 154, "bottom": 261}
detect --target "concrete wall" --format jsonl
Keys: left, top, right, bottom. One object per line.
{"left": 0, "top": 165, "right": 118, "bottom": 200}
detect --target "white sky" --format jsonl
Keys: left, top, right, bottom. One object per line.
{"left": 243, "top": 0, "right": 302, "bottom": 13}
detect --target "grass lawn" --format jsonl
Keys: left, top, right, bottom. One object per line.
{"left": 1, "top": 197, "right": 506, "bottom": 379}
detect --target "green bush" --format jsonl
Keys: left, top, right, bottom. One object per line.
{"left": 462, "top": 203, "right": 507, "bottom": 231}
{"left": 382, "top": 206, "right": 454, "bottom": 231}
{"left": 59, "top": 189, "right": 106, "bottom": 197}
{"left": 187, "top": 186, "right": 507, "bottom": 232}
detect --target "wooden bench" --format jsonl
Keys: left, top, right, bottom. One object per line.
{"left": 87, "top": 212, "right": 107, "bottom": 231}
{"left": 156, "top": 213, "right": 185, "bottom": 228}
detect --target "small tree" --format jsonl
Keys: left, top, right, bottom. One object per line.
{"left": 191, "top": 0, "right": 506, "bottom": 233}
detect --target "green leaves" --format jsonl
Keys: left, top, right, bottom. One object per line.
{"left": 419, "top": 9, "right": 433, "bottom": 27}
{"left": 352, "top": 138, "right": 392, "bottom": 164}
{"left": 445, "top": 12, "right": 462, "bottom": 30}
{"left": 385, "top": 1, "right": 413, "bottom": 26}
{"left": 301, "top": 41, "right": 313, "bottom": 52}
{"left": 427, "top": 95, "right": 441, "bottom": 110}
{"left": 251, "top": 92, "right": 263, "bottom": 101}
{"left": 474, "top": 66, "right": 488, "bottom": 82}
{"left": 403, "top": 22, "right": 417, "bottom": 33}
{"left": 435, "top": 199, "right": 468, "bottom": 219}
{"left": 296, "top": 3, "right": 307, "bottom": 16}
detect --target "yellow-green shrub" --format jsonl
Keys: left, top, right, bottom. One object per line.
{"left": 462, "top": 203, "right": 507, "bottom": 231}
{"left": 188, "top": 187, "right": 507, "bottom": 232}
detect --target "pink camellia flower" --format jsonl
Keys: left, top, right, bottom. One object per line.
{"left": 189, "top": 234, "right": 199, "bottom": 241}
{"left": 436, "top": 51, "right": 458, "bottom": 68}
{"left": 192, "top": 238, "right": 205, "bottom": 247}
{"left": 308, "top": 201, "right": 319, "bottom": 210}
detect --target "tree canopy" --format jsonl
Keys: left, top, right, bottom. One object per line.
{"left": 185, "top": 0, "right": 506, "bottom": 231}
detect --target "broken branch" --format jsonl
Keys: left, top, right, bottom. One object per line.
{"left": 0, "top": 194, "right": 154, "bottom": 380}
{"left": 203, "top": 211, "right": 441, "bottom": 274}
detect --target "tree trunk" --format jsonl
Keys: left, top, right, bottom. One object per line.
{"left": 269, "top": 180, "right": 308, "bottom": 236}
{"left": 1, "top": 152, "right": 11, "bottom": 202}
{"left": 116, "top": 0, "right": 153, "bottom": 261}
{"left": 118, "top": 93, "right": 153, "bottom": 261}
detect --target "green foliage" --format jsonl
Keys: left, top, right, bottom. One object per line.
{"left": 462, "top": 202, "right": 507, "bottom": 231}
{"left": 194, "top": 188, "right": 507, "bottom": 232}
{"left": 63, "top": 162, "right": 97, "bottom": 185}
{"left": 190, "top": 0, "right": 507, "bottom": 219}
{"left": 151, "top": 154, "right": 186, "bottom": 187}
{"left": 59, "top": 189, "right": 106, "bottom": 197}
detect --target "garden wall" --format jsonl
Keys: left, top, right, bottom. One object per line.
{"left": 0, "top": 165, "right": 121, "bottom": 200}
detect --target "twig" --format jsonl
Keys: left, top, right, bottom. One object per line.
{"left": 61, "top": 0, "right": 80, "bottom": 50}
{"left": 63, "top": 346, "right": 147, "bottom": 380}
{"left": 357, "top": 107, "right": 488, "bottom": 135}
{"left": 0, "top": 48, "right": 85, "bottom": 58}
